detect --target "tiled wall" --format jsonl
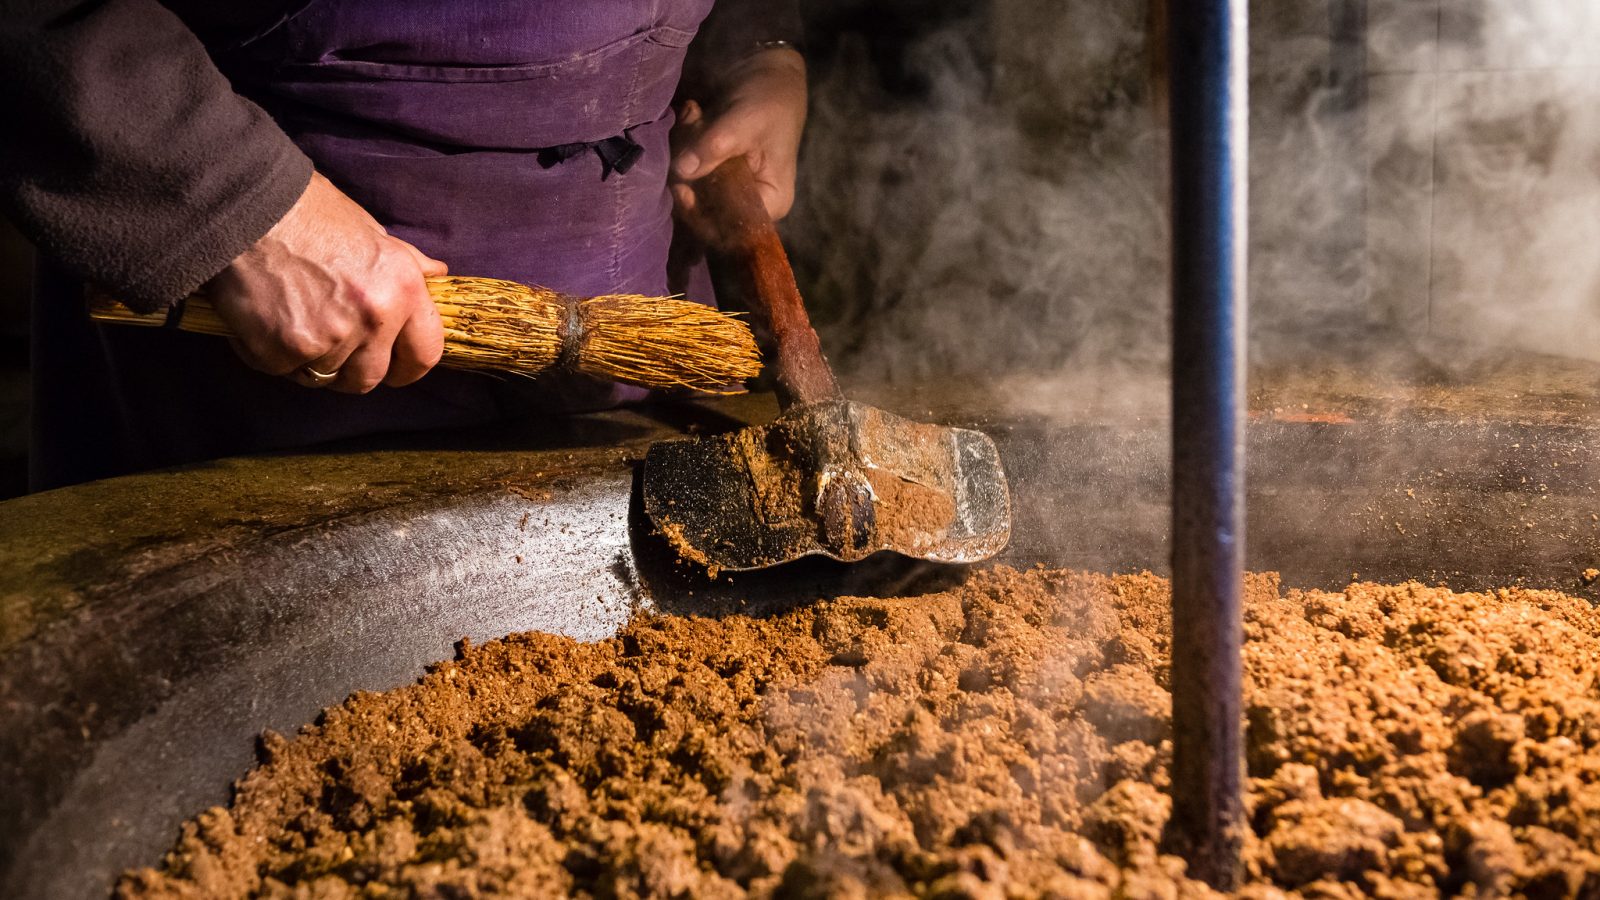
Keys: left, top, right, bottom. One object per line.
{"left": 1367, "top": 0, "right": 1600, "bottom": 359}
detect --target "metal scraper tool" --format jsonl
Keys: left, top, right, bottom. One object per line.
{"left": 643, "top": 157, "right": 1011, "bottom": 574}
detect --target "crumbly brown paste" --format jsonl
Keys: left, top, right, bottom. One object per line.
{"left": 118, "top": 568, "right": 1600, "bottom": 898}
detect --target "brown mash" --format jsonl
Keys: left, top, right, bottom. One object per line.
{"left": 118, "top": 567, "right": 1600, "bottom": 898}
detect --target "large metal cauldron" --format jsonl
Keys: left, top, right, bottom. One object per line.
{"left": 2, "top": 367, "right": 1596, "bottom": 898}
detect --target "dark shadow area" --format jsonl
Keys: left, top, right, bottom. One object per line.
{"left": 194, "top": 393, "right": 768, "bottom": 467}
{"left": 0, "top": 336, "right": 27, "bottom": 502}
{"left": 629, "top": 394, "right": 762, "bottom": 436}
{"left": 0, "top": 217, "right": 30, "bottom": 501}
{"left": 284, "top": 405, "right": 659, "bottom": 457}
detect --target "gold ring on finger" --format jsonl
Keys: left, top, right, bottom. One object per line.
{"left": 301, "top": 366, "right": 340, "bottom": 388}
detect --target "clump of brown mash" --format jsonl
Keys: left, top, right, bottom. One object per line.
{"left": 117, "top": 568, "right": 1600, "bottom": 898}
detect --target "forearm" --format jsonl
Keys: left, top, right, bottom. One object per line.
{"left": 0, "top": 0, "right": 311, "bottom": 311}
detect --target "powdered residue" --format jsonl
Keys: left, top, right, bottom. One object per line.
{"left": 866, "top": 468, "right": 957, "bottom": 551}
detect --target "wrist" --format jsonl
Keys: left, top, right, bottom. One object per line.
{"left": 727, "top": 46, "right": 805, "bottom": 81}
{"left": 702, "top": 46, "right": 805, "bottom": 106}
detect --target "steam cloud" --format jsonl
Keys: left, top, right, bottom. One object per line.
{"left": 783, "top": 0, "right": 1600, "bottom": 397}
{"left": 787, "top": 1, "right": 1169, "bottom": 407}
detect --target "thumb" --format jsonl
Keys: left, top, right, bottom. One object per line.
{"left": 417, "top": 254, "right": 449, "bottom": 277}
{"left": 400, "top": 241, "right": 449, "bottom": 277}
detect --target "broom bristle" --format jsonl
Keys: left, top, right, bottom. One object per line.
{"left": 576, "top": 294, "right": 765, "bottom": 391}
{"left": 88, "top": 275, "right": 762, "bottom": 393}
{"left": 426, "top": 276, "right": 565, "bottom": 376}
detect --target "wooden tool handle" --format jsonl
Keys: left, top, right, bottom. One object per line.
{"left": 694, "top": 157, "right": 840, "bottom": 408}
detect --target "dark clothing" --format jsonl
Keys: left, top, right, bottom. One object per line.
{"left": 0, "top": 1, "right": 313, "bottom": 312}
{"left": 1, "top": 0, "right": 800, "bottom": 490}
{"left": 0, "top": 0, "right": 800, "bottom": 310}
{"left": 228, "top": 0, "right": 711, "bottom": 296}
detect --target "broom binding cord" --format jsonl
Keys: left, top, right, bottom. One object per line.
{"left": 555, "top": 294, "right": 585, "bottom": 373}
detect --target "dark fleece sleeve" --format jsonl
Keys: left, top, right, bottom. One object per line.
{"left": 0, "top": 0, "right": 312, "bottom": 312}
{"left": 685, "top": 0, "right": 804, "bottom": 94}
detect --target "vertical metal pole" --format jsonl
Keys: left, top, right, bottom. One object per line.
{"left": 1164, "top": 0, "right": 1247, "bottom": 891}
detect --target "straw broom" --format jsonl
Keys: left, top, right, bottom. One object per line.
{"left": 88, "top": 275, "right": 761, "bottom": 393}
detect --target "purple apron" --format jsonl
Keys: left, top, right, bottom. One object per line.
{"left": 33, "top": 0, "right": 715, "bottom": 489}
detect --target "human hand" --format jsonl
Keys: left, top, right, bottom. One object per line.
{"left": 206, "top": 172, "right": 447, "bottom": 393}
{"left": 672, "top": 48, "right": 807, "bottom": 224}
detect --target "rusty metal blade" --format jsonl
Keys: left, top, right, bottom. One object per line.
{"left": 642, "top": 400, "right": 1011, "bottom": 573}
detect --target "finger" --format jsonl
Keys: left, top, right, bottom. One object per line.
{"left": 674, "top": 116, "right": 755, "bottom": 181}
{"left": 327, "top": 295, "right": 405, "bottom": 394}
{"left": 671, "top": 182, "right": 697, "bottom": 216}
{"left": 228, "top": 336, "right": 277, "bottom": 375}
{"left": 329, "top": 338, "right": 394, "bottom": 394}
{"left": 383, "top": 300, "right": 445, "bottom": 388}
{"left": 299, "top": 338, "right": 360, "bottom": 386}
{"left": 228, "top": 329, "right": 327, "bottom": 378}
{"left": 398, "top": 240, "right": 449, "bottom": 277}
{"left": 672, "top": 182, "right": 722, "bottom": 246}
{"left": 288, "top": 368, "right": 337, "bottom": 390}
{"left": 671, "top": 100, "right": 708, "bottom": 172}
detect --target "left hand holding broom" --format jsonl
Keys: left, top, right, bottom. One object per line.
{"left": 207, "top": 172, "right": 449, "bottom": 393}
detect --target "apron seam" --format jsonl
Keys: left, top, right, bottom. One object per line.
{"left": 609, "top": 53, "right": 649, "bottom": 287}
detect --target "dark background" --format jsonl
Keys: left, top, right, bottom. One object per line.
{"left": 0, "top": 220, "right": 30, "bottom": 500}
